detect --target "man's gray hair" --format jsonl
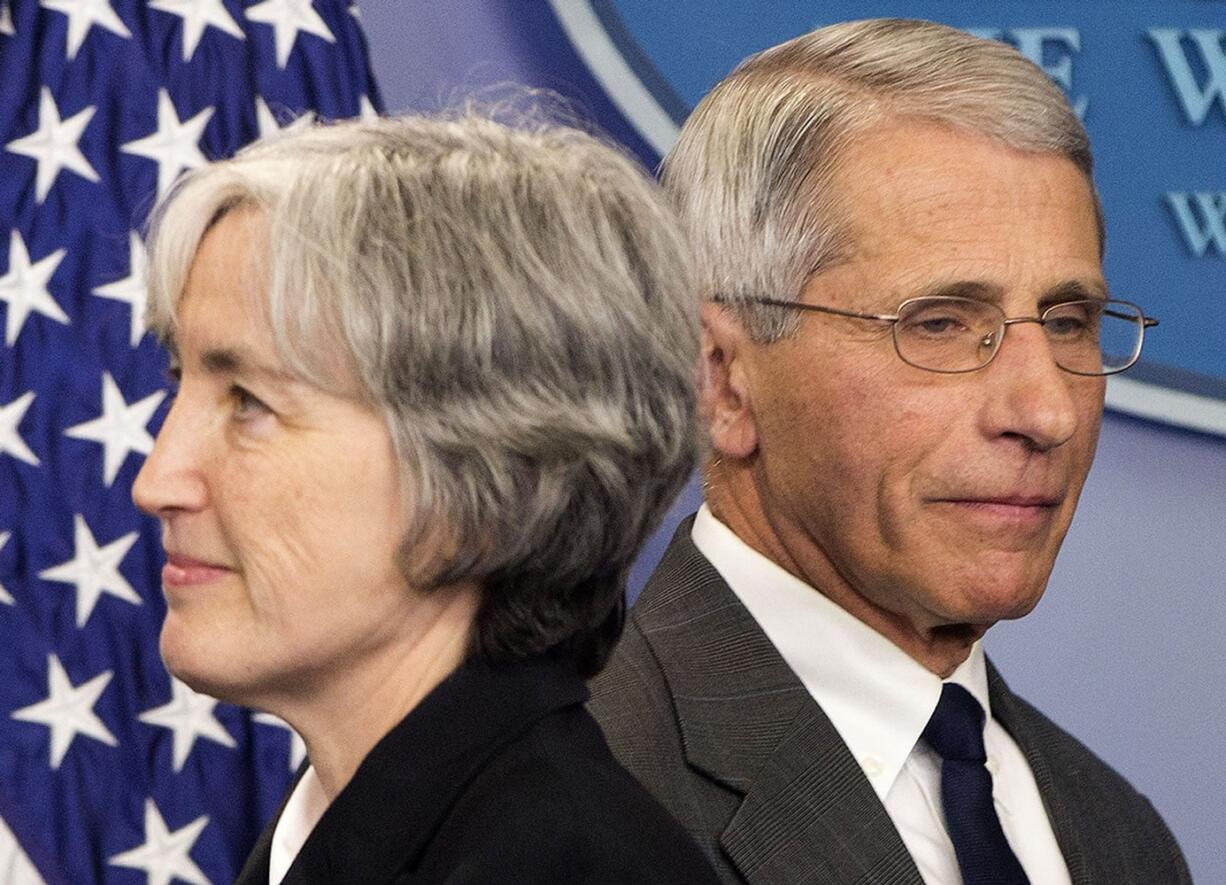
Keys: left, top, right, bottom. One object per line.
{"left": 663, "top": 17, "right": 1101, "bottom": 341}
{"left": 144, "top": 113, "right": 698, "bottom": 675}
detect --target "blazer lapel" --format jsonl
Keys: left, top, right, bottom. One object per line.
{"left": 281, "top": 659, "right": 589, "bottom": 884}
{"left": 634, "top": 522, "right": 924, "bottom": 885}
{"left": 233, "top": 823, "right": 274, "bottom": 885}
{"left": 233, "top": 762, "right": 308, "bottom": 885}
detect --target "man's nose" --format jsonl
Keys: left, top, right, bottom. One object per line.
{"left": 978, "top": 321, "right": 1082, "bottom": 451}
{"left": 131, "top": 396, "right": 208, "bottom": 516}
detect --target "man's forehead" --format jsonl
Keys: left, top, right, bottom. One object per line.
{"left": 833, "top": 120, "right": 1087, "bottom": 201}
{"left": 827, "top": 124, "right": 1099, "bottom": 255}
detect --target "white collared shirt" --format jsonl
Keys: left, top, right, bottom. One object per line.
{"left": 691, "top": 505, "right": 1071, "bottom": 885}
{"left": 269, "top": 765, "right": 328, "bottom": 885}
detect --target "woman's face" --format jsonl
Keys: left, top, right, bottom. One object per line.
{"left": 133, "top": 210, "right": 419, "bottom": 709}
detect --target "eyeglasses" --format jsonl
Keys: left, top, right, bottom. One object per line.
{"left": 719, "top": 295, "right": 1158, "bottom": 376}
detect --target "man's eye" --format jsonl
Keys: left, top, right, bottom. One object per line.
{"left": 231, "top": 385, "right": 271, "bottom": 420}
{"left": 907, "top": 315, "right": 967, "bottom": 337}
{"left": 1044, "top": 316, "right": 1090, "bottom": 338}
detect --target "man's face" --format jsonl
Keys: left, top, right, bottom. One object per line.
{"left": 724, "top": 120, "right": 1106, "bottom": 644}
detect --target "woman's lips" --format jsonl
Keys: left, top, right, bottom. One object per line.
{"left": 162, "top": 553, "right": 231, "bottom": 588}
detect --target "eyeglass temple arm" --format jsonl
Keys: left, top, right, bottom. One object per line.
{"left": 716, "top": 295, "right": 1159, "bottom": 329}
{"left": 1113, "top": 308, "right": 1157, "bottom": 326}
{"left": 1098, "top": 307, "right": 1158, "bottom": 328}
{"left": 709, "top": 295, "right": 898, "bottom": 323}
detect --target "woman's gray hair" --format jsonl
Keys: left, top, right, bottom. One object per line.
{"left": 144, "top": 113, "right": 698, "bottom": 676}
{"left": 663, "top": 17, "right": 1102, "bottom": 342}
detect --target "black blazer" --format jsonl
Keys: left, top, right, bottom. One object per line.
{"left": 589, "top": 518, "right": 1192, "bottom": 885}
{"left": 236, "top": 657, "right": 721, "bottom": 884}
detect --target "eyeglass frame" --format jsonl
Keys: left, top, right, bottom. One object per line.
{"left": 712, "top": 294, "right": 1159, "bottom": 376}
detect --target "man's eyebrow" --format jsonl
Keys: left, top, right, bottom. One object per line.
{"left": 1040, "top": 279, "right": 1109, "bottom": 304}
{"left": 913, "top": 280, "right": 1004, "bottom": 302}
{"left": 910, "top": 278, "right": 1109, "bottom": 305}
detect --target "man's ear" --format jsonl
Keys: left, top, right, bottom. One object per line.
{"left": 699, "top": 302, "right": 759, "bottom": 459}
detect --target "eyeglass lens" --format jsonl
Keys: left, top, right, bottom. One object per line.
{"left": 893, "top": 297, "right": 1145, "bottom": 375}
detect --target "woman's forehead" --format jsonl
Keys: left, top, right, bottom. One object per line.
{"left": 174, "top": 210, "right": 366, "bottom": 400}
{"left": 175, "top": 214, "right": 272, "bottom": 347}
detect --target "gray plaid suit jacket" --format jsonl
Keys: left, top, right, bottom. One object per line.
{"left": 589, "top": 518, "right": 1191, "bottom": 885}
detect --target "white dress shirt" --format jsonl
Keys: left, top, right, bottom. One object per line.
{"left": 268, "top": 764, "right": 328, "bottom": 885}
{"left": 691, "top": 505, "right": 1072, "bottom": 885}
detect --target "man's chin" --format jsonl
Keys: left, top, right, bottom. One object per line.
{"left": 934, "top": 585, "right": 1046, "bottom": 630}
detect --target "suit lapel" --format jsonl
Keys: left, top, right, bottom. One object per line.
{"left": 988, "top": 662, "right": 1095, "bottom": 885}
{"left": 634, "top": 522, "right": 923, "bottom": 885}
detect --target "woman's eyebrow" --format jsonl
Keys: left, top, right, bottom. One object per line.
{"left": 198, "top": 345, "right": 296, "bottom": 384}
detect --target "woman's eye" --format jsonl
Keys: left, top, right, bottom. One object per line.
{"left": 231, "top": 386, "right": 271, "bottom": 420}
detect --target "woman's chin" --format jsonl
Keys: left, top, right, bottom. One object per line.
{"left": 159, "top": 623, "right": 247, "bottom": 704}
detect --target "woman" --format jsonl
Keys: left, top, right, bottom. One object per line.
{"left": 132, "top": 114, "right": 717, "bottom": 884}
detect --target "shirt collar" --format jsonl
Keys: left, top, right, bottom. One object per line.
{"left": 690, "top": 504, "right": 990, "bottom": 801}
{"left": 270, "top": 765, "right": 328, "bottom": 885}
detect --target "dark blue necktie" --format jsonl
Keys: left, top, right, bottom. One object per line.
{"left": 922, "top": 683, "right": 1030, "bottom": 885}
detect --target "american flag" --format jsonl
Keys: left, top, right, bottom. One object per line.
{"left": 0, "top": 1, "right": 381, "bottom": 881}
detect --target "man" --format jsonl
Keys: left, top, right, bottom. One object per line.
{"left": 589, "top": 18, "right": 1190, "bottom": 885}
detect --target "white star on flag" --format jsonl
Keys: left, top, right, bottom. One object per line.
{"left": 253, "top": 712, "right": 308, "bottom": 771}
{"left": 254, "top": 96, "right": 316, "bottom": 138}
{"left": 38, "top": 514, "right": 141, "bottom": 628}
{"left": 255, "top": 96, "right": 283, "bottom": 137}
{"left": 11, "top": 654, "right": 118, "bottom": 769}
{"left": 0, "top": 818, "right": 43, "bottom": 885}
{"left": 65, "top": 372, "right": 165, "bottom": 487}
{"left": 121, "top": 89, "right": 214, "bottom": 197}
{"left": 0, "top": 391, "right": 40, "bottom": 466}
{"left": 359, "top": 94, "right": 378, "bottom": 122}
{"left": 5, "top": 87, "right": 100, "bottom": 203}
{"left": 139, "top": 678, "right": 237, "bottom": 772}
{"left": 0, "top": 531, "right": 12, "bottom": 605}
{"left": 39, "top": 0, "right": 131, "bottom": 61}
{"left": 108, "top": 799, "right": 210, "bottom": 885}
{"left": 0, "top": 2, "right": 15, "bottom": 37}
{"left": 92, "top": 232, "right": 149, "bottom": 348}
{"left": 149, "top": 0, "right": 244, "bottom": 62}
{"left": 0, "top": 229, "right": 69, "bottom": 346}
{"left": 246, "top": 0, "right": 335, "bottom": 69}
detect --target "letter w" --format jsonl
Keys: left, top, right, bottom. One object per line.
{"left": 1148, "top": 29, "right": 1226, "bottom": 125}
{"left": 1166, "top": 193, "right": 1226, "bottom": 256}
